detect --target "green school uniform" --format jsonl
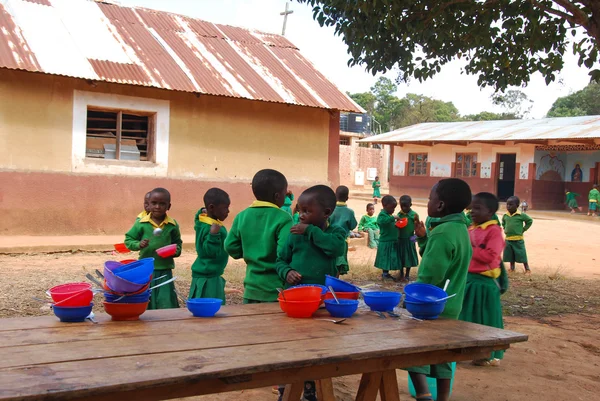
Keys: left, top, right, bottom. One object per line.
{"left": 502, "top": 211, "right": 533, "bottom": 264}
{"left": 424, "top": 216, "right": 440, "bottom": 236}
{"left": 329, "top": 202, "right": 357, "bottom": 275}
{"left": 374, "top": 210, "right": 400, "bottom": 271}
{"left": 292, "top": 212, "right": 300, "bottom": 225}
{"left": 588, "top": 188, "right": 599, "bottom": 211}
{"left": 372, "top": 181, "right": 381, "bottom": 198}
{"left": 281, "top": 193, "right": 294, "bottom": 215}
{"left": 397, "top": 209, "right": 419, "bottom": 268}
{"left": 189, "top": 211, "right": 228, "bottom": 304}
{"left": 358, "top": 214, "right": 379, "bottom": 249}
{"left": 566, "top": 192, "right": 580, "bottom": 209}
{"left": 276, "top": 223, "right": 346, "bottom": 286}
{"left": 224, "top": 201, "right": 293, "bottom": 302}
{"left": 125, "top": 214, "right": 182, "bottom": 309}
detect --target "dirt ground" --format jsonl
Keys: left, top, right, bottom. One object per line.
{"left": 1, "top": 199, "right": 599, "bottom": 400}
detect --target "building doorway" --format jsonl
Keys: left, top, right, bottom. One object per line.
{"left": 497, "top": 154, "right": 517, "bottom": 201}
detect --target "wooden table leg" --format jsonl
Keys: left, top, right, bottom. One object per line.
{"left": 379, "top": 370, "right": 400, "bottom": 401}
{"left": 282, "top": 382, "right": 304, "bottom": 401}
{"left": 355, "top": 371, "right": 383, "bottom": 401}
{"left": 316, "top": 378, "right": 336, "bottom": 401}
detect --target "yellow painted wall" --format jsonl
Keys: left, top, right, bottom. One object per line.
{"left": 0, "top": 70, "right": 330, "bottom": 183}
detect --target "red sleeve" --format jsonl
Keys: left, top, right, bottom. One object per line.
{"left": 470, "top": 226, "right": 505, "bottom": 272}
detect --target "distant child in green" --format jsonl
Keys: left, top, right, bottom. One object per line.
{"left": 374, "top": 195, "right": 401, "bottom": 280}
{"left": 588, "top": 184, "right": 599, "bottom": 216}
{"left": 397, "top": 195, "right": 419, "bottom": 282}
{"left": 189, "top": 188, "right": 231, "bottom": 305}
{"left": 358, "top": 203, "right": 379, "bottom": 249}
{"left": 125, "top": 188, "right": 182, "bottom": 310}
{"left": 136, "top": 191, "right": 151, "bottom": 221}
{"left": 459, "top": 192, "right": 508, "bottom": 367}
{"left": 372, "top": 176, "right": 381, "bottom": 204}
{"left": 565, "top": 190, "right": 582, "bottom": 213}
{"left": 502, "top": 196, "right": 533, "bottom": 274}
{"left": 406, "top": 178, "right": 472, "bottom": 401}
{"left": 329, "top": 185, "right": 357, "bottom": 275}
{"left": 224, "top": 169, "right": 293, "bottom": 303}
{"left": 292, "top": 203, "right": 300, "bottom": 224}
{"left": 281, "top": 190, "right": 294, "bottom": 215}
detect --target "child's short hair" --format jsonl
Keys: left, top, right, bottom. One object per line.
{"left": 473, "top": 192, "right": 499, "bottom": 214}
{"left": 381, "top": 195, "right": 397, "bottom": 206}
{"left": 144, "top": 192, "right": 151, "bottom": 199}
{"left": 335, "top": 185, "right": 350, "bottom": 202}
{"left": 399, "top": 195, "right": 412, "bottom": 205}
{"left": 435, "top": 179, "right": 471, "bottom": 214}
{"left": 507, "top": 195, "right": 520, "bottom": 205}
{"left": 366, "top": 203, "right": 374, "bottom": 210}
{"left": 204, "top": 188, "right": 230, "bottom": 207}
{"left": 301, "top": 185, "right": 336, "bottom": 211}
{"left": 150, "top": 187, "right": 171, "bottom": 202}
{"left": 252, "top": 169, "right": 288, "bottom": 201}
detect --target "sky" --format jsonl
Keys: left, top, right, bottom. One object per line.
{"left": 119, "top": 0, "right": 593, "bottom": 119}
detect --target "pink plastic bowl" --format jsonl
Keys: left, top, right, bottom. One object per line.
{"left": 156, "top": 244, "right": 177, "bottom": 258}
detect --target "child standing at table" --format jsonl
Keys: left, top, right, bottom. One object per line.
{"left": 189, "top": 188, "right": 230, "bottom": 305}
{"left": 329, "top": 185, "right": 357, "bottom": 275}
{"left": 397, "top": 195, "right": 419, "bottom": 282}
{"left": 565, "top": 190, "right": 583, "bottom": 213}
{"left": 358, "top": 203, "right": 379, "bottom": 249}
{"left": 224, "top": 169, "right": 293, "bottom": 303}
{"left": 136, "top": 191, "right": 151, "bottom": 221}
{"left": 375, "top": 195, "right": 400, "bottom": 280}
{"left": 372, "top": 176, "right": 381, "bottom": 204}
{"left": 125, "top": 188, "right": 182, "bottom": 309}
{"left": 281, "top": 190, "right": 294, "bottom": 215}
{"left": 502, "top": 196, "right": 533, "bottom": 274}
{"left": 459, "top": 192, "right": 507, "bottom": 367}
{"left": 406, "top": 178, "right": 472, "bottom": 401}
{"left": 587, "top": 184, "right": 599, "bottom": 216}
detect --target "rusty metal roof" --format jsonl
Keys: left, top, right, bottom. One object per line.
{"left": 360, "top": 116, "right": 600, "bottom": 144}
{"left": 0, "top": 0, "right": 363, "bottom": 112}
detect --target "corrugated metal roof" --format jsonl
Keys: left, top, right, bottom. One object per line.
{"left": 361, "top": 116, "right": 600, "bottom": 144}
{"left": 0, "top": 0, "right": 363, "bottom": 112}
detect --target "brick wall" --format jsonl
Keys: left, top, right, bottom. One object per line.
{"left": 339, "top": 138, "right": 388, "bottom": 189}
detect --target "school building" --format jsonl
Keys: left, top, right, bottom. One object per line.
{"left": 0, "top": 0, "right": 362, "bottom": 235}
{"left": 361, "top": 117, "right": 600, "bottom": 210}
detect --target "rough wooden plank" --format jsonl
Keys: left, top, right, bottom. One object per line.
{"left": 355, "top": 372, "right": 382, "bottom": 401}
{"left": 379, "top": 370, "right": 400, "bottom": 401}
{"left": 315, "top": 378, "right": 335, "bottom": 401}
{"left": 282, "top": 382, "right": 303, "bottom": 401}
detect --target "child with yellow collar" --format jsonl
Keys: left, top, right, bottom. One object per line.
{"left": 502, "top": 196, "right": 533, "bottom": 274}
{"left": 329, "top": 185, "right": 357, "bottom": 275}
{"left": 189, "top": 188, "right": 231, "bottom": 304}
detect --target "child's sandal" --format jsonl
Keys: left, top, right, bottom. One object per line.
{"left": 416, "top": 393, "right": 434, "bottom": 401}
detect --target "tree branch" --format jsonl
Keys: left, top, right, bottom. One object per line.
{"left": 552, "top": 0, "right": 589, "bottom": 25}
{"left": 530, "top": 0, "right": 578, "bottom": 26}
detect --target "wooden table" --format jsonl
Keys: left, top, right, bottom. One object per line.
{"left": 0, "top": 304, "right": 527, "bottom": 401}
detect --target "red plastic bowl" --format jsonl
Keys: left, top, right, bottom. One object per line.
{"left": 119, "top": 259, "right": 137, "bottom": 264}
{"left": 103, "top": 301, "right": 149, "bottom": 321}
{"left": 114, "top": 243, "right": 130, "bottom": 253}
{"left": 277, "top": 298, "right": 320, "bottom": 318}
{"left": 156, "top": 244, "right": 177, "bottom": 258}
{"left": 396, "top": 218, "right": 408, "bottom": 229}
{"left": 280, "top": 286, "right": 322, "bottom": 302}
{"left": 48, "top": 283, "right": 93, "bottom": 307}
{"left": 324, "top": 291, "right": 360, "bottom": 301}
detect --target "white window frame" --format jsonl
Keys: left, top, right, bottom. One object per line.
{"left": 72, "top": 90, "right": 170, "bottom": 176}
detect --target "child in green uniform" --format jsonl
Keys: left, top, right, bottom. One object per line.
{"left": 125, "top": 188, "right": 182, "bottom": 310}
{"left": 372, "top": 176, "right": 381, "bottom": 204}
{"left": 407, "top": 178, "right": 472, "bottom": 401}
{"left": 281, "top": 190, "right": 294, "bottom": 215}
{"left": 459, "top": 192, "right": 508, "bottom": 367}
{"left": 502, "top": 196, "right": 533, "bottom": 274}
{"left": 292, "top": 203, "right": 300, "bottom": 224}
{"left": 358, "top": 203, "right": 379, "bottom": 249}
{"left": 329, "top": 185, "right": 357, "bottom": 276}
{"left": 224, "top": 169, "right": 293, "bottom": 303}
{"left": 136, "top": 191, "right": 152, "bottom": 221}
{"left": 189, "top": 188, "right": 231, "bottom": 305}
{"left": 397, "top": 195, "right": 419, "bottom": 282}
{"left": 565, "top": 190, "right": 583, "bottom": 213}
{"left": 588, "top": 184, "right": 599, "bottom": 216}
{"left": 375, "top": 195, "right": 400, "bottom": 280}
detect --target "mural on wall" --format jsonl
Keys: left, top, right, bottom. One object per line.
{"left": 536, "top": 152, "right": 565, "bottom": 181}
{"left": 430, "top": 163, "right": 450, "bottom": 177}
{"left": 571, "top": 162, "right": 583, "bottom": 182}
{"left": 520, "top": 164, "right": 529, "bottom": 179}
{"left": 481, "top": 164, "right": 491, "bottom": 178}
{"left": 392, "top": 147, "right": 405, "bottom": 176}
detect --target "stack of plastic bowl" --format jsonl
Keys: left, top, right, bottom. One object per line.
{"left": 403, "top": 283, "right": 448, "bottom": 320}
{"left": 102, "top": 258, "right": 154, "bottom": 321}
{"left": 289, "top": 284, "right": 328, "bottom": 304}
{"left": 324, "top": 275, "right": 361, "bottom": 300}
{"left": 277, "top": 287, "right": 322, "bottom": 318}
{"left": 48, "top": 282, "right": 94, "bottom": 322}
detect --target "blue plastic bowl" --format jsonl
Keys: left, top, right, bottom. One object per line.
{"left": 52, "top": 303, "right": 93, "bottom": 322}
{"left": 325, "top": 275, "right": 360, "bottom": 293}
{"left": 324, "top": 299, "right": 359, "bottom": 318}
{"left": 290, "top": 284, "right": 328, "bottom": 295}
{"left": 104, "top": 290, "right": 151, "bottom": 304}
{"left": 112, "top": 258, "right": 154, "bottom": 284}
{"left": 363, "top": 291, "right": 402, "bottom": 312}
{"left": 404, "top": 300, "right": 446, "bottom": 320}
{"left": 186, "top": 298, "right": 222, "bottom": 317}
{"left": 404, "top": 283, "right": 447, "bottom": 303}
